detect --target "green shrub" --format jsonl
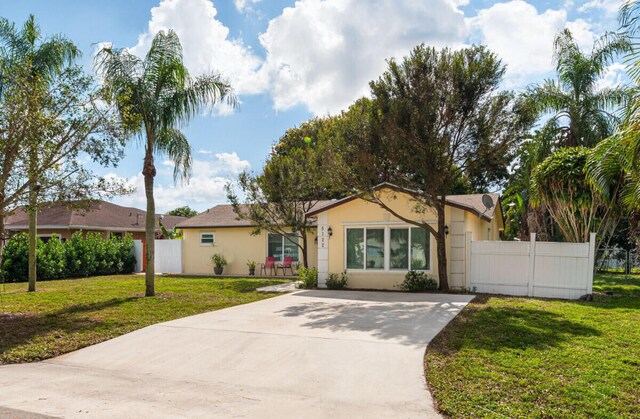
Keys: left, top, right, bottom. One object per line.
{"left": 297, "top": 266, "right": 318, "bottom": 289}
{"left": 38, "top": 235, "right": 67, "bottom": 280}
{"left": 1, "top": 232, "right": 29, "bottom": 282}
{"left": 1, "top": 231, "right": 136, "bottom": 282}
{"left": 326, "top": 271, "right": 348, "bottom": 290}
{"left": 398, "top": 270, "right": 438, "bottom": 292}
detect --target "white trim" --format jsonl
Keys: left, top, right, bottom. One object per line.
{"left": 343, "top": 224, "right": 434, "bottom": 273}
{"left": 200, "top": 232, "right": 215, "bottom": 246}
{"left": 341, "top": 220, "right": 436, "bottom": 226}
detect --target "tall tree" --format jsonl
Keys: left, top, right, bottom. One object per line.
{"left": 96, "top": 30, "right": 236, "bottom": 296}
{"left": 227, "top": 145, "right": 330, "bottom": 268}
{"left": 166, "top": 206, "right": 198, "bottom": 218}
{"left": 0, "top": 16, "right": 126, "bottom": 291}
{"left": 336, "top": 45, "right": 532, "bottom": 290}
{"left": 525, "top": 29, "right": 631, "bottom": 148}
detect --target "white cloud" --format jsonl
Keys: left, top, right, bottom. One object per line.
{"left": 259, "top": 0, "right": 468, "bottom": 115}
{"left": 130, "top": 0, "right": 267, "bottom": 96}
{"left": 578, "top": 0, "right": 620, "bottom": 16}
{"left": 467, "top": 1, "right": 596, "bottom": 87}
{"left": 108, "top": 152, "right": 250, "bottom": 212}
{"left": 596, "top": 62, "right": 628, "bottom": 90}
{"left": 234, "top": 0, "right": 261, "bottom": 13}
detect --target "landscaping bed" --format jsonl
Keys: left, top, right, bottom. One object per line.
{"left": 0, "top": 275, "right": 288, "bottom": 364}
{"left": 424, "top": 273, "right": 640, "bottom": 418}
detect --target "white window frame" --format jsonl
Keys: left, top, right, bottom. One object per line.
{"left": 200, "top": 232, "right": 215, "bottom": 246}
{"left": 344, "top": 224, "right": 433, "bottom": 273}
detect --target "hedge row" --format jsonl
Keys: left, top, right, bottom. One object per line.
{"left": 1, "top": 232, "right": 136, "bottom": 282}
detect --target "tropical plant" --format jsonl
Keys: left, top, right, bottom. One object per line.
{"left": 211, "top": 254, "right": 227, "bottom": 268}
{"left": 502, "top": 124, "right": 557, "bottom": 240}
{"left": 524, "top": 28, "right": 631, "bottom": 148}
{"left": 533, "top": 147, "right": 620, "bottom": 248}
{"left": 246, "top": 260, "right": 257, "bottom": 269}
{"left": 96, "top": 30, "right": 236, "bottom": 296}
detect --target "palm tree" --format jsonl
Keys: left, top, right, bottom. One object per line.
{"left": 0, "top": 15, "right": 79, "bottom": 292}
{"left": 586, "top": 1, "right": 640, "bottom": 214}
{"left": 95, "top": 30, "right": 236, "bottom": 296}
{"left": 525, "top": 29, "right": 631, "bottom": 147}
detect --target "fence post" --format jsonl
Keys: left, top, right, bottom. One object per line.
{"left": 465, "top": 231, "right": 472, "bottom": 290}
{"left": 528, "top": 233, "right": 536, "bottom": 297}
{"left": 587, "top": 233, "right": 596, "bottom": 295}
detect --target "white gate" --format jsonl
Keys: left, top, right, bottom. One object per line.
{"left": 467, "top": 233, "right": 595, "bottom": 300}
{"left": 133, "top": 240, "right": 183, "bottom": 274}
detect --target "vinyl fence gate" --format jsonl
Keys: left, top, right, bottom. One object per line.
{"left": 466, "top": 232, "right": 595, "bottom": 300}
{"left": 133, "top": 240, "right": 183, "bottom": 274}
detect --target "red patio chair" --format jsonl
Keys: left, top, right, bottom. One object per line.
{"left": 278, "top": 256, "right": 295, "bottom": 276}
{"left": 260, "top": 257, "right": 277, "bottom": 276}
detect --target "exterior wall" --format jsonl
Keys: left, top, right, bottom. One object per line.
{"left": 323, "top": 191, "right": 439, "bottom": 290}
{"left": 182, "top": 227, "right": 318, "bottom": 275}
{"left": 319, "top": 189, "right": 497, "bottom": 290}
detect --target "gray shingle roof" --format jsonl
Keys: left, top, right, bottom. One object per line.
{"left": 6, "top": 201, "right": 187, "bottom": 232}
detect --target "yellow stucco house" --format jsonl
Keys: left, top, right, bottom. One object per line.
{"left": 177, "top": 184, "right": 503, "bottom": 290}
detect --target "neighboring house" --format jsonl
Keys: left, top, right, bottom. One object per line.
{"left": 178, "top": 184, "right": 503, "bottom": 289}
{"left": 5, "top": 200, "right": 187, "bottom": 241}
{"left": 176, "top": 202, "right": 333, "bottom": 275}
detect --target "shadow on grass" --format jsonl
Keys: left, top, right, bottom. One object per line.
{"left": 0, "top": 297, "right": 138, "bottom": 362}
{"left": 430, "top": 295, "right": 601, "bottom": 354}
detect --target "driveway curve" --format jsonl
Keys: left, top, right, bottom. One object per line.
{"left": 0, "top": 290, "right": 473, "bottom": 418}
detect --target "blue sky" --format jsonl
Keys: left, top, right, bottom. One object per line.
{"left": 0, "top": 0, "right": 626, "bottom": 212}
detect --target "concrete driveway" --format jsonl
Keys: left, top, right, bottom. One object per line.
{"left": 0, "top": 290, "right": 474, "bottom": 418}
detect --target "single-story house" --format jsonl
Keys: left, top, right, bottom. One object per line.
{"left": 177, "top": 184, "right": 503, "bottom": 290}
{"left": 5, "top": 200, "right": 186, "bottom": 241}
{"left": 175, "top": 201, "right": 333, "bottom": 275}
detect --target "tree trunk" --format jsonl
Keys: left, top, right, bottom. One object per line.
{"left": 27, "top": 149, "right": 38, "bottom": 293}
{"left": 143, "top": 150, "right": 156, "bottom": 297}
{"left": 436, "top": 200, "right": 449, "bottom": 291}
{"left": 28, "top": 184, "right": 37, "bottom": 292}
{"left": 301, "top": 232, "right": 308, "bottom": 268}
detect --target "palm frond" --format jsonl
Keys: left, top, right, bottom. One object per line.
{"left": 155, "top": 127, "right": 192, "bottom": 183}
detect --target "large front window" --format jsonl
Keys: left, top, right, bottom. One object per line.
{"left": 346, "top": 226, "right": 431, "bottom": 271}
{"left": 268, "top": 233, "right": 299, "bottom": 262}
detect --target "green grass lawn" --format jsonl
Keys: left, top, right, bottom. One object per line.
{"left": 424, "top": 273, "right": 640, "bottom": 418}
{"left": 0, "top": 275, "right": 288, "bottom": 364}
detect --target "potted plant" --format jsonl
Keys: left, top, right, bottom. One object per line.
{"left": 247, "top": 260, "right": 257, "bottom": 276}
{"left": 211, "top": 253, "right": 227, "bottom": 275}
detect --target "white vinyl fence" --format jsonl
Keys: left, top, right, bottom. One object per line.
{"left": 466, "top": 233, "right": 595, "bottom": 300}
{"left": 133, "top": 240, "right": 183, "bottom": 274}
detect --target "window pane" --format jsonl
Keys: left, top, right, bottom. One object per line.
{"left": 390, "top": 229, "right": 409, "bottom": 269}
{"left": 268, "top": 233, "right": 283, "bottom": 261}
{"left": 411, "top": 228, "right": 430, "bottom": 270}
{"left": 346, "top": 229, "right": 364, "bottom": 269}
{"left": 201, "top": 234, "right": 214, "bottom": 245}
{"left": 284, "top": 233, "right": 299, "bottom": 261}
{"left": 366, "top": 229, "right": 385, "bottom": 269}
